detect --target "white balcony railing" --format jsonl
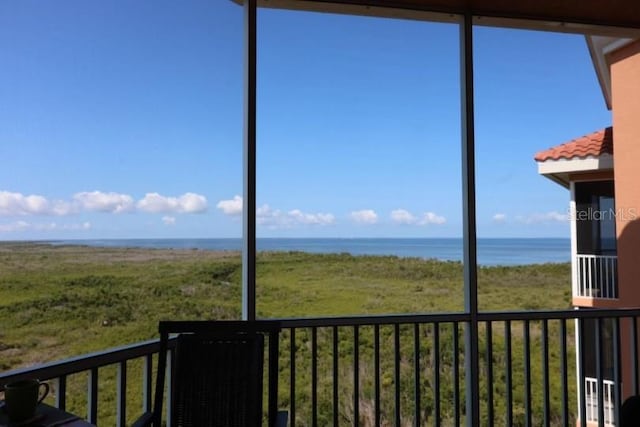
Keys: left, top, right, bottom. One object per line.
{"left": 585, "top": 377, "right": 615, "bottom": 426}
{"left": 576, "top": 254, "right": 618, "bottom": 299}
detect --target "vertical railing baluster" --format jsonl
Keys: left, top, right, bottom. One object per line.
{"left": 590, "top": 257, "right": 594, "bottom": 296}
{"left": 633, "top": 317, "right": 639, "bottom": 395}
{"left": 610, "top": 257, "right": 614, "bottom": 298}
{"left": 604, "top": 258, "right": 609, "bottom": 298}
{"left": 588, "top": 256, "right": 591, "bottom": 295}
{"left": 414, "top": 323, "right": 421, "bottom": 427}
{"left": 586, "top": 256, "right": 590, "bottom": 296}
{"left": 312, "top": 327, "right": 318, "bottom": 427}
{"left": 585, "top": 257, "right": 589, "bottom": 296}
{"left": 374, "top": 324, "right": 381, "bottom": 427}
{"left": 598, "top": 257, "right": 603, "bottom": 297}
{"left": 600, "top": 257, "right": 604, "bottom": 297}
{"left": 584, "top": 377, "right": 598, "bottom": 423}
{"left": 354, "top": 325, "right": 360, "bottom": 427}
{"left": 87, "top": 367, "right": 98, "bottom": 424}
{"left": 613, "top": 317, "right": 621, "bottom": 427}
{"left": 505, "top": 320, "right": 512, "bottom": 427}
{"left": 612, "top": 256, "right": 618, "bottom": 298}
{"left": 524, "top": 320, "right": 531, "bottom": 427}
{"left": 594, "top": 257, "right": 598, "bottom": 297}
{"left": 612, "top": 257, "right": 615, "bottom": 298}
{"left": 596, "top": 318, "right": 604, "bottom": 427}
{"left": 596, "top": 257, "right": 600, "bottom": 297}
{"left": 290, "top": 328, "right": 296, "bottom": 427}
{"left": 117, "top": 361, "right": 127, "bottom": 427}
{"left": 453, "top": 322, "right": 460, "bottom": 427}
{"left": 579, "top": 318, "right": 587, "bottom": 427}
{"left": 593, "top": 257, "right": 597, "bottom": 297}
{"left": 605, "top": 257, "right": 608, "bottom": 297}
{"left": 143, "top": 354, "right": 152, "bottom": 413}
{"left": 560, "top": 319, "right": 569, "bottom": 427}
{"left": 434, "top": 323, "right": 440, "bottom": 427}
{"left": 486, "top": 321, "right": 493, "bottom": 427}
{"left": 55, "top": 376, "right": 67, "bottom": 410}
{"left": 609, "top": 258, "right": 613, "bottom": 298}
{"left": 580, "top": 257, "right": 585, "bottom": 296}
{"left": 166, "top": 349, "right": 172, "bottom": 427}
{"left": 609, "top": 257, "right": 613, "bottom": 298}
{"left": 542, "top": 319, "right": 549, "bottom": 427}
{"left": 394, "top": 324, "right": 401, "bottom": 426}
{"left": 333, "top": 326, "right": 339, "bottom": 427}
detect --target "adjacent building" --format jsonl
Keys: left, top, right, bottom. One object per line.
{"left": 535, "top": 36, "right": 640, "bottom": 426}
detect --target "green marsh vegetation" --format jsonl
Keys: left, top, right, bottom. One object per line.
{"left": 0, "top": 243, "right": 573, "bottom": 425}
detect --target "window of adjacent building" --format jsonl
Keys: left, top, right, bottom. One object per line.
{"left": 575, "top": 181, "right": 617, "bottom": 255}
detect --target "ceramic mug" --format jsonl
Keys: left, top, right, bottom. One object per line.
{"left": 4, "top": 379, "right": 49, "bottom": 422}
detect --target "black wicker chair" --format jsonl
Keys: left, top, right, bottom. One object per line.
{"left": 132, "top": 320, "right": 287, "bottom": 427}
{"left": 621, "top": 395, "right": 640, "bottom": 427}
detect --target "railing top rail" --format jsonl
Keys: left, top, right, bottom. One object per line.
{"left": 576, "top": 254, "right": 618, "bottom": 259}
{"left": 277, "top": 312, "right": 470, "bottom": 328}
{"left": 0, "top": 338, "right": 174, "bottom": 386}
{"left": 276, "top": 308, "right": 640, "bottom": 328}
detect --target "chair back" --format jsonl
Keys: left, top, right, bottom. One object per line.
{"left": 152, "top": 321, "right": 281, "bottom": 427}
{"left": 621, "top": 395, "right": 640, "bottom": 427}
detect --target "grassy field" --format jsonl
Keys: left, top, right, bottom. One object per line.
{"left": 0, "top": 242, "right": 573, "bottom": 425}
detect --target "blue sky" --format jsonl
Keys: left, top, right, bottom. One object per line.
{"left": 0, "top": 1, "right": 612, "bottom": 240}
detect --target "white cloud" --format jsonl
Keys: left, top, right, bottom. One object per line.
{"left": 390, "top": 209, "right": 446, "bottom": 226}
{"left": 162, "top": 216, "right": 176, "bottom": 225}
{"left": 217, "top": 195, "right": 243, "bottom": 216}
{"left": 0, "top": 221, "right": 91, "bottom": 233}
{"left": 74, "top": 191, "right": 134, "bottom": 214}
{"left": 257, "top": 204, "right": 335, "bottom": 228}
{"left": 217, "top": 197, "right": 335, "bottom": 228}
{"left": 1, "top": 189, "right": 208, "bottom": 218}
{"left": 0, "top": 191, "right": 72, "bottom": 216}
{"left": 350, "top": 209, "right": 378, "bottom": 224}
{"left": 493, "top": 213, "right": 507, "bottom": 223}
{"left": 517, "top": 211, "right": 568, "bottom": 224}
{"left": 256, "top": 204, "right": 274, "bottom": 221}
{"left": 391, "top": 209, "right": 417, "bottom": 225}
{"left": 419, "top": 212, "right": 446, "bottom": 225}
{"left": 288, "top": 209, "right": 335, "bottom": 225}
{"left": 137, "top": 192, "right": 207, "bottom": 214}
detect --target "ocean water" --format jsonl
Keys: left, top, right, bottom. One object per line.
{"left": 47, "top": 238, "right": 570, "bottom": 266}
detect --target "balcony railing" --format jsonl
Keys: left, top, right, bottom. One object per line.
{"left": 576, "top": 254, "right": 618, "bottom": 299}
{"left": 585, "top": 377, "right": 615, "bottom": 426}
{"left": 1, "top": 309, "right": 639, "bottom": 426}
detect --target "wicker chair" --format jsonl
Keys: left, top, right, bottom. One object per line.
{"left": 132, "top": 320, "right": 287, "bottom": 427}
{"left": 620, "top": 395, "right": 640, "bottom": 427}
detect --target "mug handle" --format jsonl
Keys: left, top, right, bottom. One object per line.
{"left": 37, "top": 382, "right": 50, "bottom": 404}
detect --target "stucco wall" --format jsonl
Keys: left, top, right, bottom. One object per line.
{"left": 608, "top": 39, "right": 640, "bottom": 400}
{"left": 609, "top": 40, "right": 640, "bottom": 308}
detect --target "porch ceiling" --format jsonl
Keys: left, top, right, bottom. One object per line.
{"left": 243, "top": 0, "right": 640, "bottom": 35}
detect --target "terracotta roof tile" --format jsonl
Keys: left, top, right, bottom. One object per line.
{"left": 534, "top": 127, "right": 613, "bottom": 162}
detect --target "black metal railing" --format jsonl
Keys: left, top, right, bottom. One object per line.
{"left": 278, "top": 309, "right": 640, "bottom": 426}
{"left": 0, "top": 338, "right": 175, "bottom": 426}
{"left": 2, "top": 309, "right": 639, "bottom": 426}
